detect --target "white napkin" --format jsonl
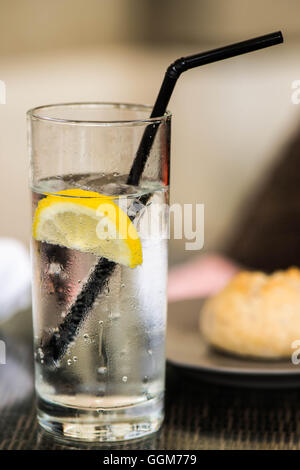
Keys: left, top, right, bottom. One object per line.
{"left": 0, "top": 238, "right": 31, "bottom": 322}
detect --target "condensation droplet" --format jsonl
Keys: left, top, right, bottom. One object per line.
{"left": 38, "top": 348, "right": 44, "bottom": 359}
{"left": 122, "top": 376, "right": 128, "bottom": 383}
{"left": 73, "top": 356, "right": 78, "bottom": 362}
{"left": 67, "top": 359, "right": 72, "bottom": 365}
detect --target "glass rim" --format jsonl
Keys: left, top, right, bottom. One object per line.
{"left": 27, "top": 102, "right": 172, "bottom": 126}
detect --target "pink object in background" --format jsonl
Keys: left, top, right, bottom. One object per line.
{"left": 168, "top": 253, "right": 240, "bottom": 302}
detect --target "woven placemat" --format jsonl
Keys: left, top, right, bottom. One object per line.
{"left": 1, "top": 309, "right": 300, "bottom": 450}
{"left": 1, "top": 351, "right": 300, "bottom": 450}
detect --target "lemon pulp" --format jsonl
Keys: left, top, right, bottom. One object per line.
{"left": 33, "top": 189, "right": 142, "bottom": 268}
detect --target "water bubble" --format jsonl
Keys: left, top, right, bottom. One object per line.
{"left": 67, "top": 359, "right": 72, "bottom": 366}
{"left": 122, "top": 376, "right": 128, "bottom": 383}
{"left": 99, "top": 320, "right": 104, "bottom": 326}
{"left": 38, "top": 348, "right": 44, "bottom": 359}
{"left": 47, "top": 262, "right": 62, "bottom": 275}
{"left": 73, "top": 356, "right": 78, "bottom": 362}
{"left": 83, "top": 333, "right": 94, "bottom": 345}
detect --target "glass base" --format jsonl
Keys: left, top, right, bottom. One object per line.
{"left": 37, "top": 394, "right": 164, "bottom": 442}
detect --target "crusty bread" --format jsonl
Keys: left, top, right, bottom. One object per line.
{"left": 200, "top": 267, "right": 300, "bottom": 359}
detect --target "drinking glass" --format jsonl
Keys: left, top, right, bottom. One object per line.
{"left": 27, "top": 103, "right": 171, "bottom": 441}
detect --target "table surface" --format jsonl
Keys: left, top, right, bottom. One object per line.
{"left": 1, "top": 308, "right": 300, "bottom": 450}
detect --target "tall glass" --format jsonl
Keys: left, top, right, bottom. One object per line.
{"left": 27, "top": 103, "right": 170, "bottom": 442}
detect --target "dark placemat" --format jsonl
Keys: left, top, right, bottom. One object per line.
{"left": 1, "top": 319, "right": 300, "bottom": 450}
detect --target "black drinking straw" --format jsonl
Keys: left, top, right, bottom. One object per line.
{"left": 43, "top": 31, "right": 283, "bottom": 366}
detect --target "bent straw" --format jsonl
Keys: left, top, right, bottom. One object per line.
{"left": 43, "top": 31, "right": 283, "bottom": 365}
{"left": 128, "top": 31, "right": 283, "bottom": 185}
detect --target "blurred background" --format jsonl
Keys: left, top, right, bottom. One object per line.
{"left": 0, "top": 0, "right": 299, "bottom": 264}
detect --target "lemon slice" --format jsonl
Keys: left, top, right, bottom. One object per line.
{"left": 33, "top": 188, "right": 142, "bottom": 268}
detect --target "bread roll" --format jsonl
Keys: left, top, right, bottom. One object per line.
{"left": 200, "top": 268, "right": 300, "bottom": 359}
